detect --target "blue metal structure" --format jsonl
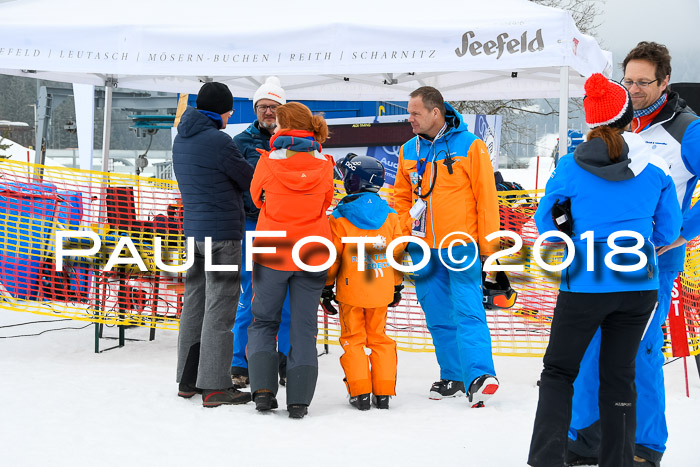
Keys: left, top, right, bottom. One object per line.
{"left": 553, "top": 129, "right": 585, "bottom": 166}
{"left": 185, "top": 95, "right": 407, "bottom": 122}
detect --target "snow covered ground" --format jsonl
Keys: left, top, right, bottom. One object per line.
{"left": 1, "top": 309, "right": 698, "bottom": 467}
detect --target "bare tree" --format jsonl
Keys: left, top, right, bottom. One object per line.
{"left": 450, "top": 0, "right": 604, "bottom": 167}
{"left": 533, "top": 0, "right": 603, "bottom": 36}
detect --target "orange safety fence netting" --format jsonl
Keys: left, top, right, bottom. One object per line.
{"left": 0, "top": 160, "right": 698, "bottom": 358}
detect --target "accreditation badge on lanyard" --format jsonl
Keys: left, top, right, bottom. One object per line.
{"left": 410, "top": 123, "right": 447, "bottom": 238}
{"left": 411, "top": 197, "right": 428, "bottom": 237}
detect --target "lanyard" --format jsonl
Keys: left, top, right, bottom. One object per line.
{"left": 415, "top": 122, "right": 447, "bottom": 177}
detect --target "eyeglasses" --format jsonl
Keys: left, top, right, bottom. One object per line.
{"left": 620, "top": 78, "right": 659, "bottom": 89}
{"left": 256, "top": 105, "right": 279, "bottom": 113}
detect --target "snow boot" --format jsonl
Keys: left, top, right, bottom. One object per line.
{"left": 202, "top": 387, "right": 251, "bottom": 407}
{"left": 287, "top": 404, "right": 308, "bottom": 419}
{"left": 372, "top": 394, "right": 390, "bottom": 409}
{"left": 429, "top": 379, "right": 466, "bottom": 399}
{"left": 177, "top": 382, "right": 202, "bottom": 399}
{"left": 231, "top": 374, "right": 250, "bottom": 389}
{"left": 349, "top": 393, "right": 371, "bottom": 411}
{"left": 467, "top": 374, "right": 499, "bottom": 407}
{"left": 254, "top": 389, "right": 278, "bottom": 411}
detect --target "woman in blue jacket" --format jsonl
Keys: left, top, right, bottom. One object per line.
{"left": 527, "top": 74, "right": 682, "bottom": 467}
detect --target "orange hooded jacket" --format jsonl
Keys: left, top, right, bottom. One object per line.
{"left": 250, "top": 130, "right": 335, "bottom": 271}
{"left": 326, "top": 193, "right": 404, "bottom": 308}
{"left": 394, "top": 105, "right": 500, "bottom": 254}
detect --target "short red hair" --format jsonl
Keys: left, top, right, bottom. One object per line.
{"left": 275, "top": 102, "right": 329, "bottom": 143}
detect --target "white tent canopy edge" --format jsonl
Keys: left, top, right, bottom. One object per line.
{"left": 0, "top": 0, "right": 612, "bottom": 168}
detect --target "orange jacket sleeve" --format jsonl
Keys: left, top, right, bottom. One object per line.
{"left": 250, "top": 153, "right": 269, "bottom": 209}
{"left": 325, "top": 215, "right": 345, "bottom": 286}
{"left": 467, "top": 139, "right": 500, "bottom": 256}
{"left": 389, "top": 213, "right": 406, "bottom": 286}
{"left": 322, "top": 158, "right": 335, "bottom": 214}
{"left": 394, "top": 145, "right": 414, "bottom": 237}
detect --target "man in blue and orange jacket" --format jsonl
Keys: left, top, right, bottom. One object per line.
{"left": 394, "top": 86, "right": 501, "bottom": 408}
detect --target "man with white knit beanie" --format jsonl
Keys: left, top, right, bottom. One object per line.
{"left": 231, "top": 77, "right": 291, "bottom": 389}
{"left": 252, "top": 76, "right": 286, "bottom": 130}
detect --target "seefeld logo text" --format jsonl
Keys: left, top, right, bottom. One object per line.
{"left": 455, "top": 29, "right": 544, "bottom": 59}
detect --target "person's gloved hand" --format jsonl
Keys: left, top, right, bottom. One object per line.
{"left": 320, "top": 285, "right": 337, "bottom": 315}
{"left": 389, "top": 284, "right": 404, "bottom": 307}
{"left": 552, "top": 198, "right": 573, "bottom": 237}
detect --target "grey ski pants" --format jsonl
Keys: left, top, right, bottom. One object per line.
{"left": 247, "top": 263, "right": 327, "bottom": 406}
{"left": 176, "top": 239, "right": 242, "bottom": 390}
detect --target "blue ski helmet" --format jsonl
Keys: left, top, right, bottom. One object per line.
{"left": 338, "top": 153, "right": 385, "bottom": 194}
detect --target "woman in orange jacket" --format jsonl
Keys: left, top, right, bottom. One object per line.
{"left": 246, "top": 102, "right": 335, "bottom": 419}
{"left": 322, "top": 154, "right": 405, "bottom": 410}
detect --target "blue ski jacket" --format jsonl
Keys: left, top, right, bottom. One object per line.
{"left": 233, "top": 121, "right": 274, "bottom": 221}
{"left": 535, "top": 131, "right": 681, "bottom": 292}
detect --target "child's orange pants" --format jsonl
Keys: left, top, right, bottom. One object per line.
{"left": 338, "top": 303, "right": 397, "bottom": 397}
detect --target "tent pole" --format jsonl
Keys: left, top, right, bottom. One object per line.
{"left": 101, "top": 80, "right": 114, "bottom": 173}
{"left": 558, "top": 67, "right": 569, "bottom": 166}
{"left": 34, "top": 85, "right": 50, "bottom": 166}
{"left": 73, "top": 83, "right": 95, "bottom": 171}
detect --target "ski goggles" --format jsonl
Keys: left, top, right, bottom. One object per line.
{"left": 483, "top": 289, "right": 517, "bottom": 309}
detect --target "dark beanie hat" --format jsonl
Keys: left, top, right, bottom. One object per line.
{"left": 196, "top": 82, "right": 233, "bottom": 115}
{"left": 583, "top": 73, "right": 633, "bottom": 129}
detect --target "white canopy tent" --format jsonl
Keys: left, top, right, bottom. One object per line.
{"left": 0, "top": 0, "right": 612, "bottom": 169}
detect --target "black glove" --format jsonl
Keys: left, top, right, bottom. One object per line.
{"left": 389, "top": 284, "right": 404, "bottom": 307}
{"left": 320, "top": 285, "right": 338, "bottom": 315}
{"left": 552, "top": 198, "right": 574, "bottom": 237}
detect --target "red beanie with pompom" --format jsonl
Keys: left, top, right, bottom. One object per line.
{"left": 583, "top": 73, "right": 633, "bottom": 129}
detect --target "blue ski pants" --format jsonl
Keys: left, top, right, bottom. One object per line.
{"left": 231, "top": 218, "right": 291, "bottom": 373}
{"left": 408, "top": 243, "right": 495, "bottom": 384}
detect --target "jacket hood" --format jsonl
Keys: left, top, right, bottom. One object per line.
{"left": 660, "top": 91, "right": 691, "bottom": 119}
{"left": 332, "top": 192, "right": 394, "bottom": 230}
{"left": 573, "top": 132, "right": 651, "bottom": 181}
{"left": 444, "top": 101, "right": 468, "bottom": 135}
{"left": 271, "top": 136, "right": 321, "bottom": 153}
{"left": 177, "top": 106, "right": 220, "bottom": 138}
{"left": 263, "top": 149, "right": 331, "bottom": 191}
{"left": 260, "top": 130, "right": 331, "bottom": 191}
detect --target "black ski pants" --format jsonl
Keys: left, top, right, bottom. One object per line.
{"left": 528, "top": 290, "right": 657, "bottom": 467}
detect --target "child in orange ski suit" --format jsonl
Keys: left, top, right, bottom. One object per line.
{"left": 323, "top": 155, "right": 404, "bottom": 410}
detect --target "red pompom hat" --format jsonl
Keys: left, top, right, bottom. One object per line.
{"left": 583, "top": 73, "right": 633, "bottom": 129}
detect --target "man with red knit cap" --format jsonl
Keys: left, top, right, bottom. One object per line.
{"left": 567, "top": 43, "right": 700, "bottom": 467}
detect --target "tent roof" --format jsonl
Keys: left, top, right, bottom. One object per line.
{"left": 0, "top": 0, "right": 612, "bottom": 100}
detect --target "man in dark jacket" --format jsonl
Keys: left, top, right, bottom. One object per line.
{"left": 173, "top": 82, "right": 254, "bottom": 407}
{"left": 567, "top": 42, "right": 700, "bottom": 467}
{"left": 230, "top": 76, "right": 292, "bottom": 388}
